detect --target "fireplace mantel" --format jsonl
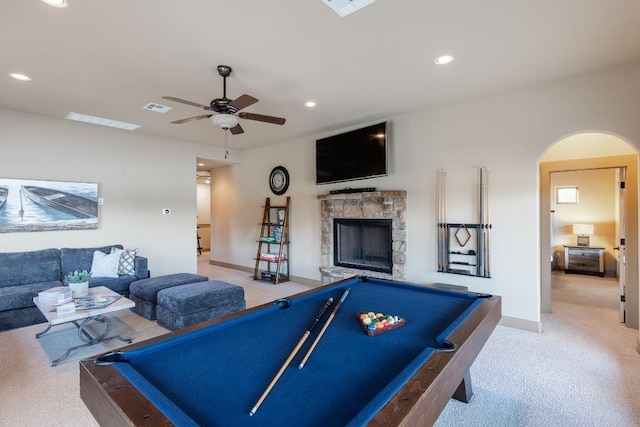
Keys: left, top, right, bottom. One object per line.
{"left": 318, "top": 191, "right": 407, "bottom": 282}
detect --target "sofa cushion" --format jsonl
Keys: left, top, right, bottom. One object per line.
{"left": 0, "top": 249, "right": 61, "bottom": 288}
{"left": 134, "top": 257, "right": 149, "bottom": 279}
{"left": 60, "top": 245, "right": 123, "bottom": 277}
{"left": 89, "top": 276, "right": 135, "bottom": 296}
{"left": 111, "top": 247, "right": 138, "bottom": 275}
{"left": 90, "top": 249, "right": 122, "bottom": 278}
{"left": 0, "top": 306, "right": 46, "bottom": 332}
{"left": 0, "top": 281, "right": 63, "bottom": 311}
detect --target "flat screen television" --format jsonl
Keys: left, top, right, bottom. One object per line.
{"left": 315, "top": 121, "right": 387, "bottom": 184}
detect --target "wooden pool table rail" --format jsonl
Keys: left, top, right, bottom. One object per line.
{"left": 367, "top": 292, "right": 501, "bottom": 426}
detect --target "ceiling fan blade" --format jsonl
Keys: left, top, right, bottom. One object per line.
{"left": 238, "top": 112, "right": 286, "bottom": 125}
{"left": 163, "top": 96, "right": 211, "bottom": 110}
{"left": 171, "top": 114, "right": 212, "bottom": 124}
{"left": 228, "top": 94, "right": 258, "bottom": 112}
{"left": 229, "top": 123, "right": 244, "bottom": 135}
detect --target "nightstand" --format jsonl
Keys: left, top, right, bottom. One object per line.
{"left": 564, "top": 246, "right": 605, "bottom": 277}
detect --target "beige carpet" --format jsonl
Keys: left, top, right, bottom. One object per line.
{"left": 0, "top": 255, "right": 315, "bottom": 427}
{"left": 0, "top": 259, "right": 638, "bottom": 426}
{"left": 435, "top": 272, "right": 640, "bottom": 426}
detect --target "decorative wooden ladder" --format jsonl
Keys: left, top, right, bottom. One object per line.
{"left": 253, "top": 197, "right": 290, "bottom": 284}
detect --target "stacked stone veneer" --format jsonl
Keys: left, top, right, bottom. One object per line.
{"left": 318, "top": 191, "right": 407, "bottom": 283}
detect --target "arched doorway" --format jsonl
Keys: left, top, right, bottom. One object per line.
{"left": 539, "top": 132, "right": 639, "bottom": 330}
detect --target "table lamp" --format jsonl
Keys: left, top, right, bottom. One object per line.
{"left": 573, "top": 224, "right": 594, "bottom": 246}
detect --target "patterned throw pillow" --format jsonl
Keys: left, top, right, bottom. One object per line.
{"left": 91, "top": 249, "right": 122, "bottom": 278}
{"left": 111, "top": 247, "right": 138, "bottom": 276}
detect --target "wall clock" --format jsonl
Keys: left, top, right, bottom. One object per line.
{"left": 269, "top": 166, "right": 289, "bottom": 195}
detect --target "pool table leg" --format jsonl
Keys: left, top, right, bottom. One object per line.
{"left": 452, "top": 371, "right": 473, "bottom": 403}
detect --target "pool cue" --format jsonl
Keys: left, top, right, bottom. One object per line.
{"left": 249, "top": 297, "right": 334, "bottom": 416}
{"left": 298, "top": 288, "right": 351, "bottom": 369}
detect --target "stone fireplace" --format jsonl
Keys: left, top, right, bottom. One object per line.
{"left": 318, "top": 191, "right": 407, "bottom": 283}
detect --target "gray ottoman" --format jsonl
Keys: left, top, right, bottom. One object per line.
{"left": 156, "top": 280, "right": 246, "bottom": 331}
{"left": 129, "top": 273, "right": 208, "bottom": 320}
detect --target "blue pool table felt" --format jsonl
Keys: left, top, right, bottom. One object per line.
{"left": 111, "top": 277, "right": 483, "bottom": 427}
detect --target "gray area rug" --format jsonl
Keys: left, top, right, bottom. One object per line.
{"left": 36, "top": 316, "right": 135, "bottom": 366}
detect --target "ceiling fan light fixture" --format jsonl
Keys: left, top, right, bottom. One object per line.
{"left": 211, "top": 114, "right": 239, "bottom": 130}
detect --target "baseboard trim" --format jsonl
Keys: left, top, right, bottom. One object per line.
{"left": 499, "top": 315, "right": 542, "bottom": 333}
{"left": 208, "top": 260, "right": 322, "bottom": 288}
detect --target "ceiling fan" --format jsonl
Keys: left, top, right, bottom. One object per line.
{"left": 163, "top": 65, "right": 286, "bottom": 135}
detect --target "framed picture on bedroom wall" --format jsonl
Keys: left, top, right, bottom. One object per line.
{"left": 0, "top": 178, "right": 98, "bottom": 233}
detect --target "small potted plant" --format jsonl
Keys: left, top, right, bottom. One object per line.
{"left": 65, "top": 270, "right": 91, "bottom": 298}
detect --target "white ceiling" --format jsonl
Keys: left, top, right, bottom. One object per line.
{"left": 3, "top": 1, "right": 640, "bottom": 159}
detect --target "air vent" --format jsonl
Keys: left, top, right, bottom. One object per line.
{"left": 143, "top": 103, "right": 172, "bottom": 113}
{"left": 197, "top": 171, "right": 211, "bottom": 178}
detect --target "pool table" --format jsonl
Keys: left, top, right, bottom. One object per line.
{"left": 80, "top": 276, "right": 501, "bottom": 426}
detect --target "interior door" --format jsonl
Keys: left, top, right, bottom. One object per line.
{"left": 617, "top": 167, "right": 627, "bottom": 323}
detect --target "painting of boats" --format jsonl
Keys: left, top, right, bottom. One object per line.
{"left": 21, "top": 185, "right": 97, "bottom": 219}
{"left": 0, "top": 178, "right": 98, "bottom": 233}
{"left": 0, "top": 186, "right": 7, "bottom": 210}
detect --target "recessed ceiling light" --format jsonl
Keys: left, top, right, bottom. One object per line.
{"left": 41, "top": 0, "right": 68, "bottom": 7}
{"left": 435, "top": 55, "right": 454, "bottom": 65}
{"left": 304, "top": 101, "right": 317, "bottom": 108}
{"left": 65, "top": 112, "right": 141, "bottom": 131}
{"left": 9, "top": 73, "right": 31, "bottom": 81}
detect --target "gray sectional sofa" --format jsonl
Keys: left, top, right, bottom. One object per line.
{"left": 0, "top": 245, "right": 148, "bottom": 331}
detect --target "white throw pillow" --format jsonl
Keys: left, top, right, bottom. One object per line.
{"left": 91, "top": 249, "right": 122, "bottom": 278}
{"left": 110, "top": 247, "right": 138, "bottom": 276}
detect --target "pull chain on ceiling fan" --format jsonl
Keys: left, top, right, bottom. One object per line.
{"left": 163, "top": 65, "right": 286, "bottom": 136}
{"left": 224, "top": 130, "right": 229, "bottom": 159}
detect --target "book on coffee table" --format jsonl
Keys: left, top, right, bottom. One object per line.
{"left": 75, "top": 295, "right": 121, "bottom": 310}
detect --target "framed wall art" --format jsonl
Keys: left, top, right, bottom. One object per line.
{"left": 0, "top": 178, "right": 98, "bottom": 233}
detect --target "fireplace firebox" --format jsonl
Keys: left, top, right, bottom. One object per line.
{"left": 333, "top": 218, "right": 392, "bottom": 274}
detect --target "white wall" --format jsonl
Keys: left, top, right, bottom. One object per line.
{"left": 197, "top": 182, "right": 211, "bottom": 224}
{"left": 210, "top": 60, "right": 640, "bottom": 332}
{"left": 0, "top": 109, "right": 235, "bottom": 276}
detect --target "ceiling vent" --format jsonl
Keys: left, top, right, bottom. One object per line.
{"left": 143, "top": 103, "right": 172, "bottom": 113}
{"left": 322, "top": 0, "right": 375, "bottom": 17}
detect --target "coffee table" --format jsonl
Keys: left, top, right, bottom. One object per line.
{"left": 33, "top": 286, "right": 135, "bottom": 366}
